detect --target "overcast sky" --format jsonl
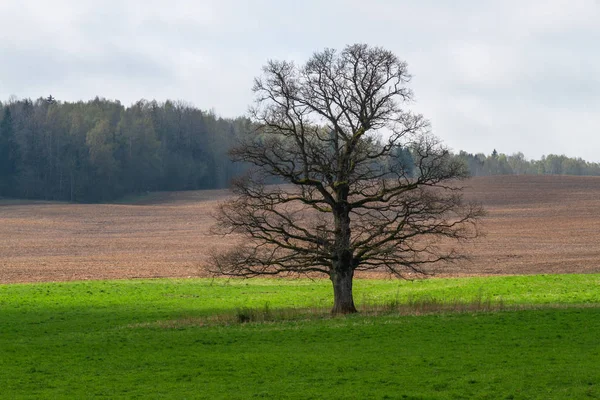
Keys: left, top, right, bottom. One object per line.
{"left": 1, "top": 0, "right": 599, "bottom": 161}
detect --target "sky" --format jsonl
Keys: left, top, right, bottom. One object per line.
{"left": 1, "top": 0, "right": 599, "bottom": 161}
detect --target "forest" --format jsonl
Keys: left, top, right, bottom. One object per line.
{"left": 0, "top": 96, "right": 248, "bottom": 202}
{"left": 1, "top": 96, "right": 600, "bottom": 203}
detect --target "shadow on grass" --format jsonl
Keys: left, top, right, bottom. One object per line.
{"left": 131, "top": 294, "right": 600, "bottom": 329}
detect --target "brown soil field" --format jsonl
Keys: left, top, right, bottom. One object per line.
{"left": 1, "top": 175, "right": 600, "bottom": 283}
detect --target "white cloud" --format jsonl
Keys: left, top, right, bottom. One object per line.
{"left": 0, "top": 0, "right": 599, "bottom": 160}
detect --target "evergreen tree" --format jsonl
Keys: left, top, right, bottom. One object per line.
{"left": 0, "top": 107, "right": 19, "bottom": 197}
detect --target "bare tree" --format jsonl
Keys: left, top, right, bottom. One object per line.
{"left": 212, "top": 44, "right": 483, "bottom": 314}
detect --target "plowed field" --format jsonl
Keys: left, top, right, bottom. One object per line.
{"left": 2, "top": 175, "right": 600, "bottom": 283}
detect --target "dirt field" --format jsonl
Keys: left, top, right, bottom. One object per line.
{"left": 1, "top": 175, "right": 600, "bottom": 283}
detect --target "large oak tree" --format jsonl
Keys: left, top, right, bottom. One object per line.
{"left": 212, "top": 44, "right": 483, "bottom": 314}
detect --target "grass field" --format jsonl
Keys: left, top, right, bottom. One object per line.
{"left": 2, "top": 275, "right": 600, "bottom": 399}
{"left": 2, "top": 175, "right": 600, "bottom": 398}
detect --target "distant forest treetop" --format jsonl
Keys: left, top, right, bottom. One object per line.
{"left": 0, "top": 97, "right": 249, "bottom": 202}
{"left": 1, "top": 96, "right": 599, "bottom": 203}
{"left": 456, "top": 149, "right": 600, "bottom": 177}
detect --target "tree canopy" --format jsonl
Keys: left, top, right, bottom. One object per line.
{"left": 212, "top": 44, "right": 483, "bottom": 314}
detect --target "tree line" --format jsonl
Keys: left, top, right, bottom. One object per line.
{"left": 1, "top": 96, "right": 599, "bottom": 203}
{"left": 0, "top": 96, "right": 248, "bottom": 202}
{"left": 455, "top": 149, "right": 600, "bottom": 177}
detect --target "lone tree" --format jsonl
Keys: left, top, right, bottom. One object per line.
{"left": 212, "top": 44, "right": 483, "bottom": 314}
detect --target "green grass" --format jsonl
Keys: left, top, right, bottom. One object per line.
{"left": 1, "top": 274, "right": 600, "bottom": 399}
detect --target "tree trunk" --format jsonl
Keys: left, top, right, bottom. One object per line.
{"left": 331, "top": 195, "right": 356, "bottom": 315}
{"left": 330, "top": 268, "right": 357, "bottom": 315}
